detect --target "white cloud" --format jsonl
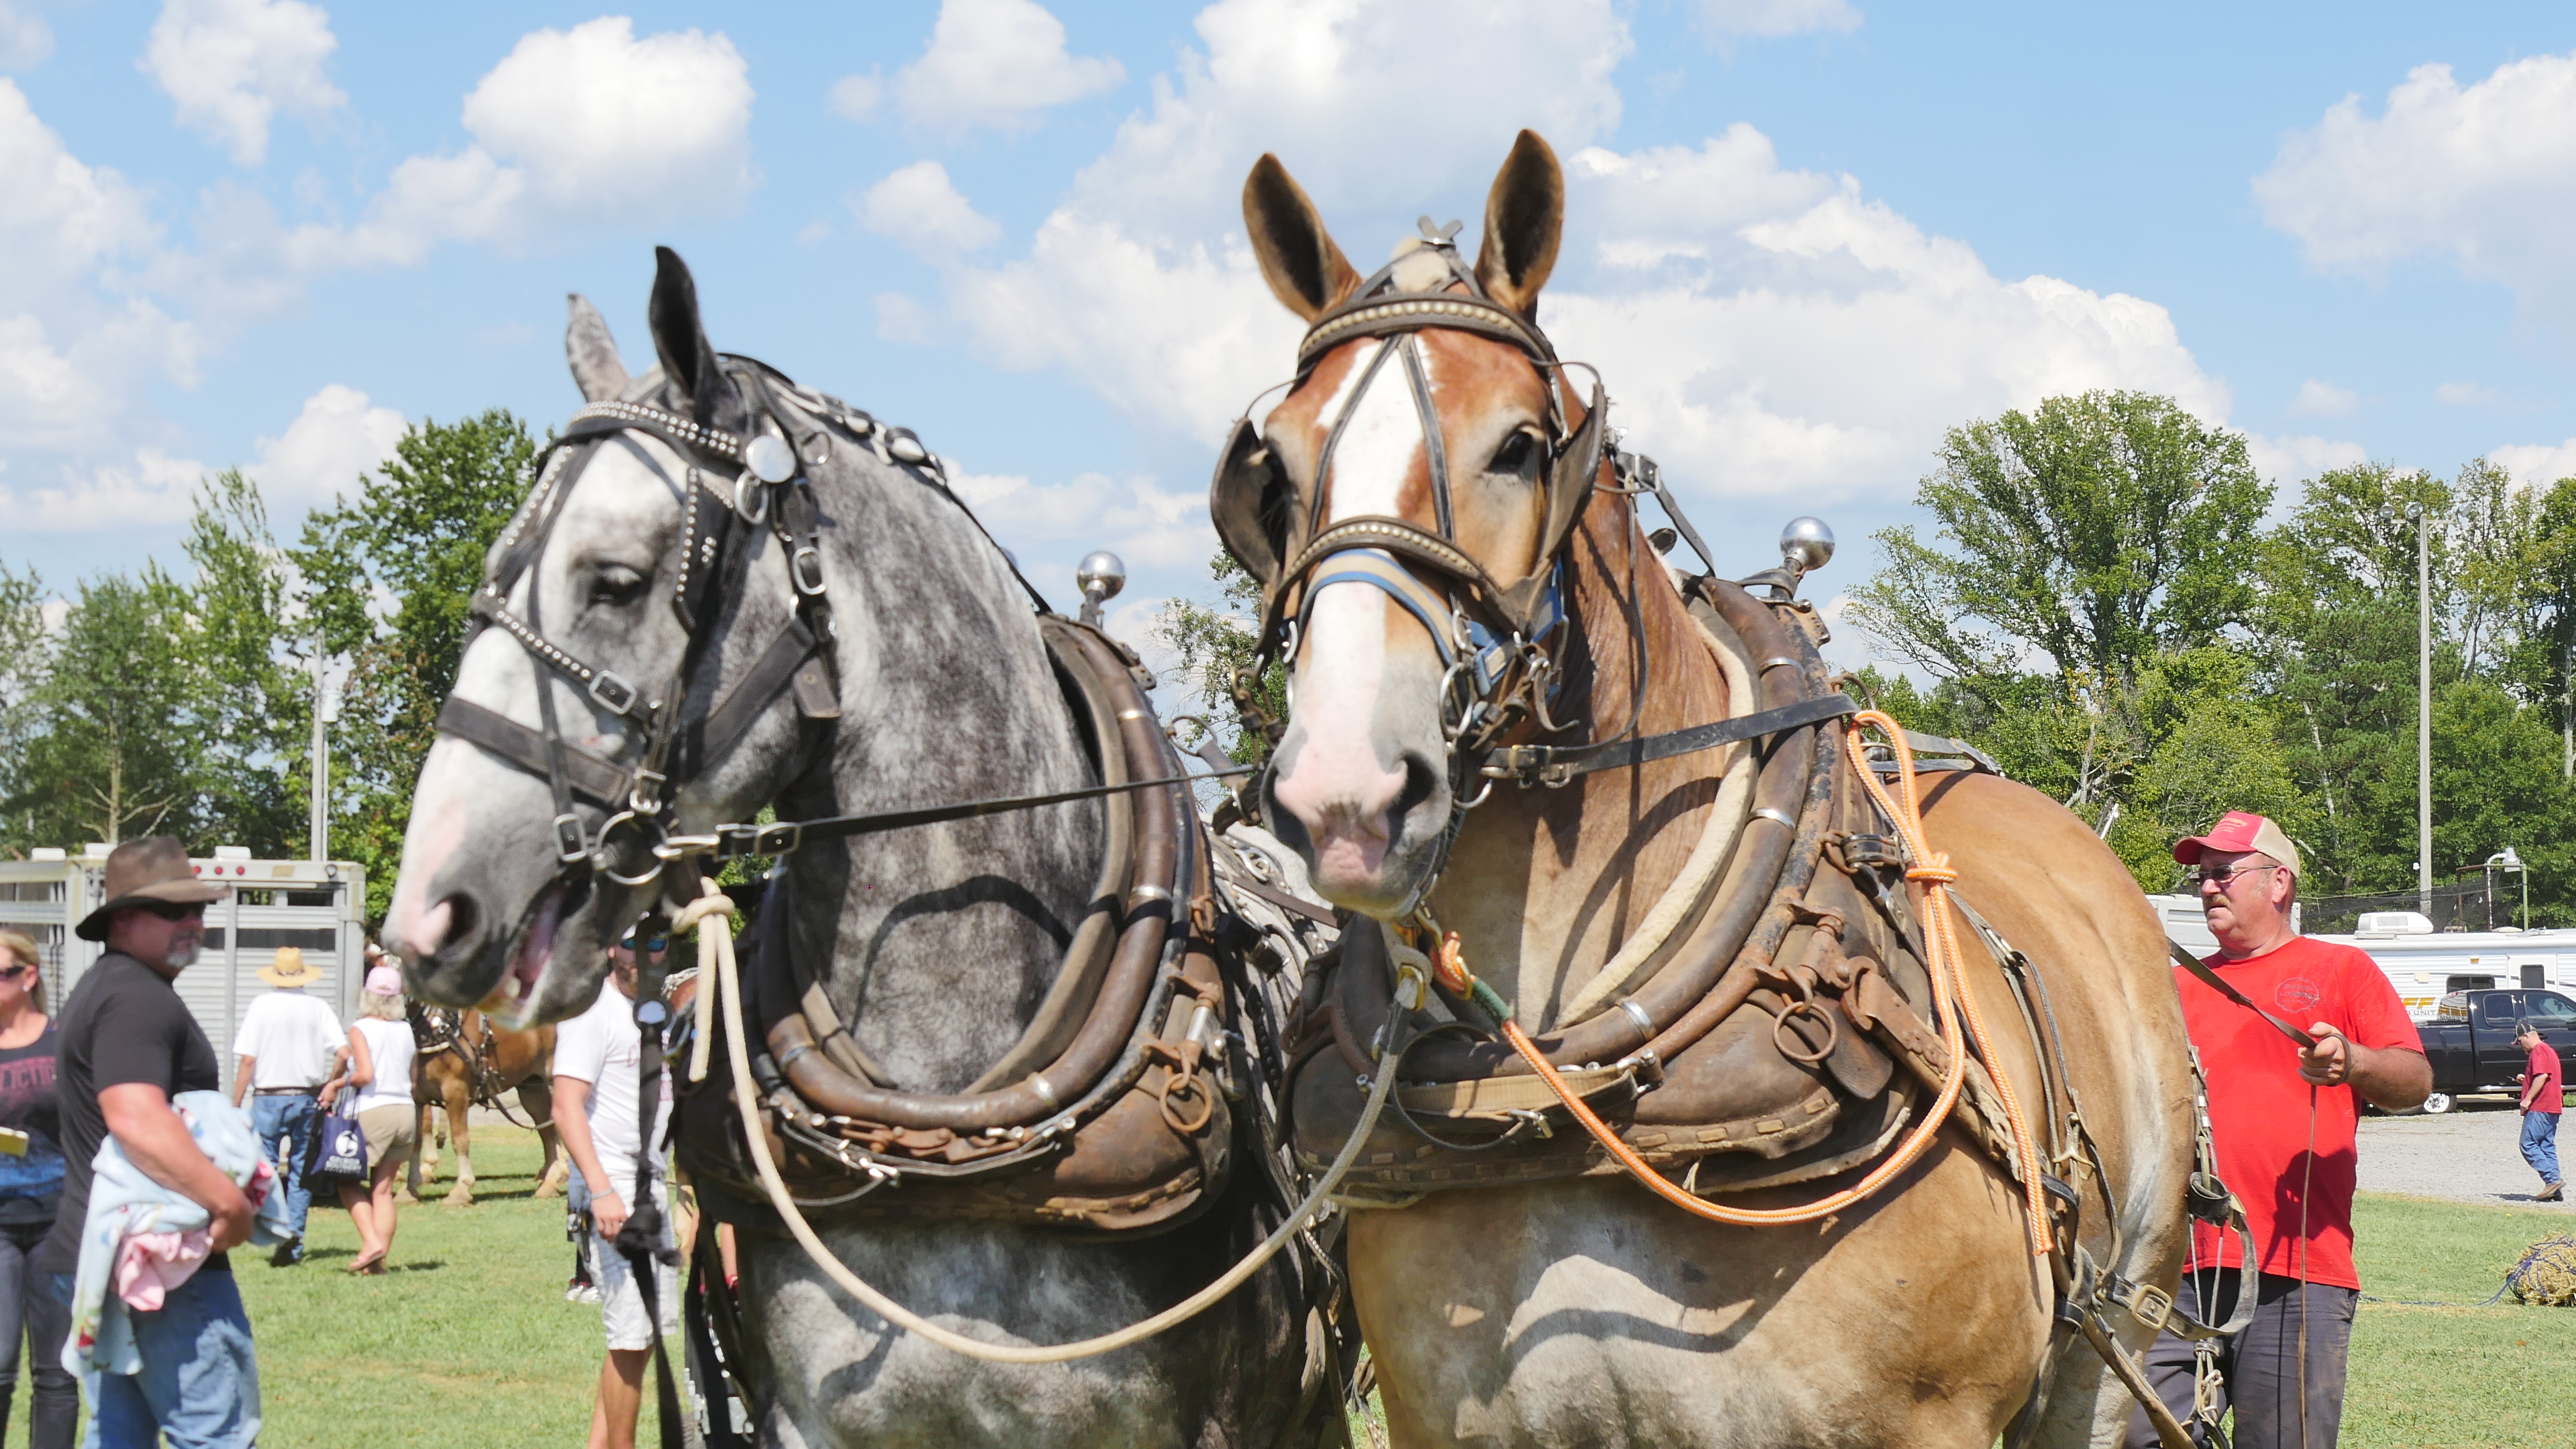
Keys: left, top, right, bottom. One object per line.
{"left": 141, "top": 0, "right": 345, "bottom": 166}
{"left": 2287, "top": 378, "right": 2357, "bottom": 417}
{"left": 0, "top": 447, "right": 206, "bottom": 533}
{"left": 2255, "top": 55, "right": 2576, "bottom": 322}
{"left": 872, "top": 0, "right": 1123, "bottom": 134}
{"left": 1543, "top": 140, "right": 2228, "bottom": 500}
{"left": 948, "top": 465, "right": 1217, "bottom": 582}
{"left": 2243, "top": 432, "right": 2369, "bottom": 484}
{"left": 1696, "top": 0, "right": 1861, "bottom": 39}
{"left": 853, "top": 160, "right": 1000, "bottom": 258}
{"left": 282, "top": 17, "right": 754, "bottom": 269}
{"left": 0, "top": 2, "right": 51, "bottom": 70}
{"left": 827, "top": 72, "right": 881, "bottom": 121}
{"left": 2492, "top": 439, "right": 2576, "bottom": 488}
{"left": 2434, "top": 380, "right": 2500, "bottom": 407}
{"left": 935, "top": 0, "right": 1630, "bottom": 433}
{"left": 245, "top": 383, "right": 404, "bottom": 506}
{"left": 0, "top": 83, "right": 196, "bottom": 456}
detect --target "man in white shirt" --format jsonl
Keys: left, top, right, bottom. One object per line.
{"left": 228, "top": 945, "right": 349, "bottom": 1266}
{"left": 554, "top": 927, "right": 674, "bottom": 1449}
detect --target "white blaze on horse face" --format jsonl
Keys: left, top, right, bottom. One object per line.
{"left": 1273, "top": 341, "right": 1438, "bottom": 884}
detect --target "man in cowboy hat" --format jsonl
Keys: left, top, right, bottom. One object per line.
{"left": 229, "top": 944, "right": 351, "bottom": 1265}
{"left": 2125, "top": 811, "right": 2429, "bottom": 1449}
{"left": 34, "top": 838, "right": 266, "bottom": 1448}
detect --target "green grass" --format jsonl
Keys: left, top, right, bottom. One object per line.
{"left": 4, "top": 1141, "right": 2568, "bottom": 1447}
{"left": 2346, "top": 1192, "right": 2576, "bottom": 1449}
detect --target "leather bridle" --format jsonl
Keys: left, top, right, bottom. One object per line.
{"left": 1212, "top": 224, "right": 1608, "bottom": 820}
{"left": 440, "top": 362, "right": 899, "bottom": 902}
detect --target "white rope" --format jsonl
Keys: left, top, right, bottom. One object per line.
{"left": 1555, "top": 609, "right": 1760, "bottom": 1025}
{"left": 686, "top": 875, "right": 1403, "bottom": 1364}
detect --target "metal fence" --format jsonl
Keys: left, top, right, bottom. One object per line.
{"left": 2306, "top": 880, "right": 2501, "bottom": 935}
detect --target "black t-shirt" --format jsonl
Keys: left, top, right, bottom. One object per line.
{"left": 34, "top": 953, "right": 225, "bottom": 1275}
{"left": 0, "top": 1025, "right": 65, "bottom": 1227}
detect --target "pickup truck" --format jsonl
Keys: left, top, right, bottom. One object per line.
{"left": 2410, "top": 988, "right": 2576, "bottom": 1114}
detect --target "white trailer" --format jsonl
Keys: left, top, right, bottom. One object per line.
{"left": 2144, "top": 894, "right": 2575, "bottom": 1020}
{"left": 0, "top": 847, "right": 368, "bottom": 1093}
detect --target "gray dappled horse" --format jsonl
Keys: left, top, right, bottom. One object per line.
{"left": 383, "top": 250, "right": 1333, "bottom": 1446}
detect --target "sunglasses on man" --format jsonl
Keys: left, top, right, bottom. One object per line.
{"left": 2193, "top": 864, "right": 2280, "bottom": 888}
{"left": 619, "top": 934, "right": 669, "bottom": 953}
{"left": 138, "top": 901, "right": 207, "bottom": 922}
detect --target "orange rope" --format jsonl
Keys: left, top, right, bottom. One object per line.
{"left": 1842, "top": 709, "right": 2052, "bottom": 1258}
{"left": 1478, "top": 707, "right": 2051, "bottom": 1251}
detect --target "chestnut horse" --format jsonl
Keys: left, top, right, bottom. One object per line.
{"left": 408, "top": 1008, "right": 569, "bottom": 1206}
{"left": 1225, "top": 132, "right": 2199, "bottom": 1446}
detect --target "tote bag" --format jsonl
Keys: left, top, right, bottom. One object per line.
{"left": 302, "top": 1098, "right": 368, "bottom": 1190}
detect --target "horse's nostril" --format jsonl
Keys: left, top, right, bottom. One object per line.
{"left": 430, "top": 893, "right": 479, "bottom": 958}
{"left": 1393, "top": 754, "right": 1439, "bottom": 825}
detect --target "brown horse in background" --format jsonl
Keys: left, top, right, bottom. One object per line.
{"left": 407, "top": 1007, "right": 570, "bottom": 1206}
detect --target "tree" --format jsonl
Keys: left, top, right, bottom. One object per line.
{"left": 183, "top": 470, "right": 309, "bottom": 856}
{"left": 2, "top": 570, "right": 206, "bottom": 848}
{"left": 1154, "top": 551, "right": 1284, "bottom": 766}
{"left": 1849, "top": 392, "right": 2275, "bottom": 843}
{"left": 292, "top": 410, "right": 536, "bottom": 916}
{"left": 1849, "top": 390, "right": 2271, "bottom": 692}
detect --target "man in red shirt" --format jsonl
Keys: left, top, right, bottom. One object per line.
{"left": 2125, "top": 811, "right": 2430, "bottom": 1449}
{"left": 2515, "top": 1021, "right": 2562, "bottom": 1201}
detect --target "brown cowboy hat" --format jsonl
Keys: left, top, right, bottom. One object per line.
{"left": 258, "top": 946, "right": 323, "bottom": 988}
{"left": 74, "top": 837, "right": 228, "bottom": 941}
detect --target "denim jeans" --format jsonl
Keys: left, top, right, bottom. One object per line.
{"left": 248, "top": 1093, "right": 320, "bottom": 1247}
{"left": 51, "top": 1269, "right": 259, "bottom": 1449}
{"left": 2522, "top": 1109, "right": 2562, "bottom": 1187}
{"left": 0, "top": 1220, "right": 75, "bottom": 1447}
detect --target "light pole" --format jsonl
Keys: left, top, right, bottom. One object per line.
{"left": 308, "top": 651, "right": 345, "bottom": 863}
{"left": 2411, "top": 500, "right": 2431, "bottom": 916}
{"left": 2488, "top": 847, "right": 2528, "bottom": 932}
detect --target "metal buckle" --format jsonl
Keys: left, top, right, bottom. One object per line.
{"left": 733, "top": 470, "right": 770, "bottom": 525}
{"left": 790, "top": 545, "right": 827, "bottom": 596}
{"left": 2123, "top": 1282, "right": 2175, "bottom": 1334}
{"left": 595, "top": 811, "right": 666, "bottom": 888}
{"left": 755, "top": 821, "right": 803, "bottom": 855}
{"left": 628, "top": 768, "right": 667, "bottom": 816}
{"left": 589, "top": 671, "right": 639, "bottom": 715}
{"left": 552, "top": 813, "right": 589, "bottom": 864}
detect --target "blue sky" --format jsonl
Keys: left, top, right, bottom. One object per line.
{"left": 4, "top": 0, "right": 2574, "bottom": 673}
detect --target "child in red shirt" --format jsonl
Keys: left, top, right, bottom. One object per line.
{"left": 2515, "top": 1021, "right": 2562, "bottom": 1201}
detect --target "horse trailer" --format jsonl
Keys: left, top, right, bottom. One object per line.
{"left": 0, "top": 847, "right": 368, "bottom": 1093}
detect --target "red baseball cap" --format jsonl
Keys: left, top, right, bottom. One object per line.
{"left": 2172, "top": 811, "right": 2302, "bottom": 879}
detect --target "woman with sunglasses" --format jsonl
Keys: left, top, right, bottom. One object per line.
{"left": 0, "top": 931, "right": 71, "bottom": 1447}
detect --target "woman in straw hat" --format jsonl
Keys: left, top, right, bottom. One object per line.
{"left": 322, "top": 965, "right": 417, "bottom": 1275}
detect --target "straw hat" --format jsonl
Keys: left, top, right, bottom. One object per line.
{"left": 73, "top": 837, "right": 228, "bottom": 942}
{"left": 258, "top": 947, "right": 324, "bottom": 988}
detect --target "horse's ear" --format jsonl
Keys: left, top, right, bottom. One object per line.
{"left": 646, "top": 246, "right": 740, "bottom": 429}
{"left": 1243, "top": 154, "right": 1360, "bottom": 323}
{"left": 565, "top": 294, "right": 630, "bottom": 403}
{"left": 1473, "top": 130, "right": 1564, "bottom": 320}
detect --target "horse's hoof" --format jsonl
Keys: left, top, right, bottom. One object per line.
{"left": 533, "top": 1183, "right": 561, "bottom": 1200}
{"left": 396, "top": 1190, "right": 420, "bottom": 1205}
{"left": 443, "top": 1186, "right": 474, "bottom": 1207}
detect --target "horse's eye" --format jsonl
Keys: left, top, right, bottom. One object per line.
{"left": 1490, "top": 432, "right": 1539, "bottom": 473}
{"left": 588, "top": 565, "right": 648, "bottom": 608}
